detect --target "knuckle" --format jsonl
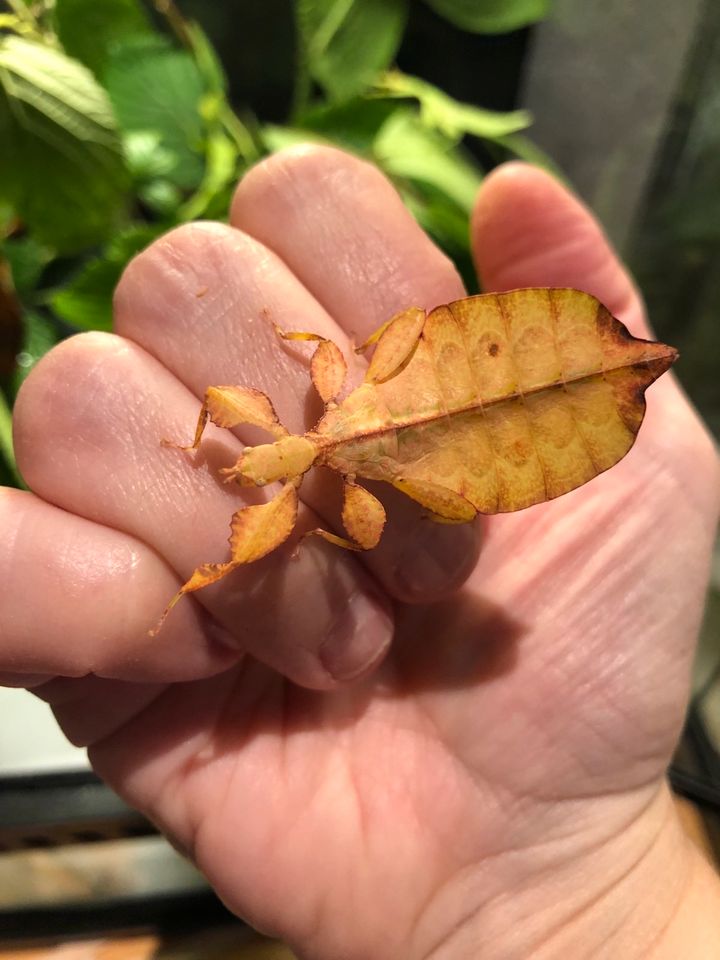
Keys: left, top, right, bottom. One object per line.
{"left": 113, "top": 221, "right": 270, "bottom": 338}
{"left": 114, "top": 221, "right": 234, "bottom": 307}
{"left": 13, "top": 332, "right": 131, "bottom": 476}
{"left": 232, "top": 143, "right": 389, "bottom": 220}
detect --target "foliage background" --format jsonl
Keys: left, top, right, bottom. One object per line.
{"left": 0, "top": 0, "right": 557, "bottom": 490}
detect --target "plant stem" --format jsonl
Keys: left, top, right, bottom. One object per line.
{"left": 221, "top": 105, "right": 259, "bottom": 162}
{"left": 0, "top": 387, "right": 24, "bottom": 488}
{"left": 152, "top": 0, "right": 192, "bottom": 47}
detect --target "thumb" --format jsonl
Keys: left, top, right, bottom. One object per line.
{"left": 471, "top": 162, "right": 649, "bottom": 338}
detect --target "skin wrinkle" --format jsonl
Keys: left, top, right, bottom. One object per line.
{"left": 233, "top": 147, "right": 464, "bottom": 327}
{"left": 127, "top": 228, "right": 294, "bottom": 397}
{"left": 63, "top": 682, "right": 170, "bottom": 748}
{"left": 413, "top": 694, "right": 533, "bottom": 831}
{"left": 24, "top": 336, "right": 240, "bottom": 570}
{"left": 642, "top": 426, "right": 720, "bottom": 515}
{"left": 188, "top": 681, "right": 248, "bottom": 870}
{"left": 529, "top": 797, "right": 685, "bottom": 960}
{"left": 0, "top": 492, "right": 207, "bottom": 679}
{"left": 419, "top": 785, "right": 666, "bottom": 960}
{"left": 252, "top": 688, "right": 339, "bottom": 947}
{"left": 122, "top": 226, "right": 338, "bottom": 424}
{"left": 642, "top": 852, "right": 707, "bottom": 960}
{"left": 510, "top": 486, "right": 683, "bottom": 646}
{"left": 406, "top": 785, "right": 536, "bottom": 956}
{"left": 95, "top": 679, "right": 222, "bottom": 844}
{"left": 474, "top": 209, "right": 640, "bottom": 334}
{"left": 445, "top": 602, "right": 656, "bottom": 794}
{"left": 539, "top": 638, "right": 680, "bottom": 790}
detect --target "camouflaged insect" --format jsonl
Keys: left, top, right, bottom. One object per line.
{"left": 152, "top": 288, "right": 676, "bottom": 633}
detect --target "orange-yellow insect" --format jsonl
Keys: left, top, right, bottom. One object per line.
{"left": 153, "top": 288, "right": 676, "bottom": 632}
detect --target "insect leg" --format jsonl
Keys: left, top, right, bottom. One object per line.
{"left": 150, "top": 481, "right": 299, "bottom": 635}
{"left": 150, "top": 560, "right": 239, "bottom": 636}
{"left": 293, "top": 528, "right": 363, "bottom": 557}
{"left": 354, "top": 306, "right": 425, "bottom": 383}
{"left": 341, "top": 479, "right": 385, "bottom": 549}
{"left": 392, "top": 477, "right": 476, "bottom": 523}
{"left": 162, "top": 385, "right": 289, "bottom": 451}
{"left": 292, "top": 478, "right": 386, "bottom": 558}
{"left": 275, "top": 327, "right": 347, "bottom": 404}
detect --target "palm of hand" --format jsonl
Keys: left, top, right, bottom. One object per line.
{"left": 9, "top": 151, "right": 719, "bottom": 960}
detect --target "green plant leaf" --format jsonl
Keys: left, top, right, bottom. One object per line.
{"left": 50, "top": 257, "right": 120, "bottom": 331}
{"left": 400, "top": 182, "right": 477, "bottom": 293}
{"left": 138, "top": 179, "right": 183, "bottom": 217}
{"left": 297, "top": 0, "right": 408, "bottom": 102}
{"left": 295, "top": 96, "right": 399, "bottom": 152}
{"left": 0, "top": 236, "right": 52, "bottom": 298}
{"left": 0, "top": 200, "right": 14, "bottom": 234}
{"left": 185, "top": 20, "right": 227, "bottom": 96}
{"left": 422, "top": 0, "right": 550, "bottom": 34}
{"left": 0, "top": 36, "right": 129, "bottom": 252}
{"left": 262, "top": 125, "right": 323, "bottom": 153}
{"left": 494, "top": 131, "right": 564, "bottom": 178}
{"left": 180, "top": 131, "right": 239, "bottom": 221}
{"left": 55, "top": 0, "right": 151, "bottom": 76}
{"left": 373, "top": 108, "right": 482, "bottom": 211}
{"left": 49, "top": 224, "right": 162, "bottom": 331}
{"left": 0, "top": 386, "right": 24, "bottom": 488}
{"left": 12, "top": 308, "right": 59, "bottom": 393}
{"left": 374, "top": 70, "right": 531, "bottom": 141}
{"left": 105, "top": 38, "right": 205, "bottom": 189}
{"left": 124, "top": 130, "right": 176, "bottom": 181}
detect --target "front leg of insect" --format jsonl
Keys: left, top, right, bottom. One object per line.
{"left": 150, "top": 477, "right": 302, "bottom": 635}
{"left": 151, "top": 382, "right": 317, "bottom": 636}
{"left": 162, "top": 384, "right": 291, "bottom": 453}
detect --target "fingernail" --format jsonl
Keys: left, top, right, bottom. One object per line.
{"left": 319, "top": 591, "right": 393, "bottom": 682}
{"left": 393, "top": 519, "right": 481, "bottom": 602}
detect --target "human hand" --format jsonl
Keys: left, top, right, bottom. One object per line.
{"left": 6, "top": 148, "right": 720, "bottom": 959}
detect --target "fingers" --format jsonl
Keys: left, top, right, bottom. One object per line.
{"left": 0, "top": 488, "right": 236, "bottom": 683}
{"left": 13, "top": 333, "right": 392, "bottom": 690}
{"left": 230, "top": 145, "right": 465, "bottom": 339}
{"left": 114, "top": 146, "right": 480, "bottom": 603}
{"left": 33, "top": 675, "right": 168, "bottom": 747}
{"left": 471, "top": 162, "right": 647, "bottom": 335}
{"left": 231, "top": 146, "right": 483, "bottom": 601}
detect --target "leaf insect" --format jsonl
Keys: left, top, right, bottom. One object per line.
{"left": 151, "top": 288, "right": 677, "bottom": 633}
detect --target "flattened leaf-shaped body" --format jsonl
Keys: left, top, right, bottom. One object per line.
{"left": 317, "top": 288, "right": 677, "bottom": 514}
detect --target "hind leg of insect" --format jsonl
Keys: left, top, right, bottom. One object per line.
{"left": 293, "top": 477, "right": 386, "bottom": 556}
{"left": 354, "top": 306, "right": 426, "bottom": 383}
{"left": 274, "top": 326, "right": 348, "bottom": 405}
{"left": 163, "top": 385, "right": 290, "bottom": 452}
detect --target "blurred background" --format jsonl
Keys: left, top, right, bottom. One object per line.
{"left": 0, "top": 0, "right": 718, "bottom": 956}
